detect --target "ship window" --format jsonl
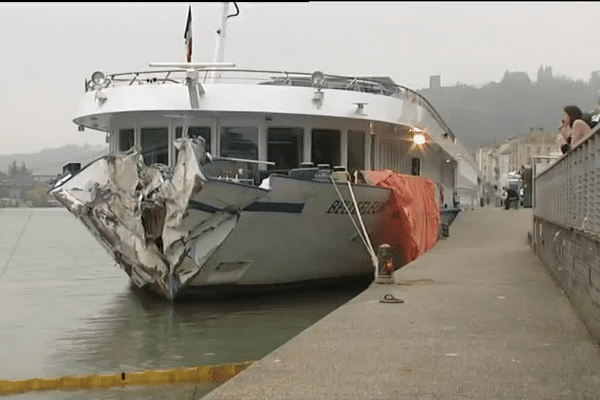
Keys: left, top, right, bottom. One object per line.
{"left": 118, "top": 129, "right": 134, "bottom": 152}
{"left": 411, "top": 157, "right": 421, "bottom": 176}
{"left": 311, "top": 129, "right": 340, "bottom": 167}
{"left": 220, "top": 127, "right": 258, "bottom": 160}
{"left": 175, "top": 126, "right": 211, "bottom": 152}
{"left": 347, "top": 130, "right": 365, "bottom": 174}
{"left": 267, "top": 127, "right": 303, "bottom": 170}
{"left": 141, "top": 127, "right": 169, "bottom": 165}
{"left": 189, "top": 127, "right": 211, "bottom": 152}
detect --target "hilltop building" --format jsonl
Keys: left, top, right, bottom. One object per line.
{"left": 429, "top": 75, "right": 441, "bottom": 89}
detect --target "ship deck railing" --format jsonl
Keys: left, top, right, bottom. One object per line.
{"left": 85, "top": 68, "right": 456, "bottom": 142}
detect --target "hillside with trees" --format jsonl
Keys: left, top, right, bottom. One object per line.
{"left": 0, "top": 144, "right": 108, "bottom": 176}
{"left": 418, "top": 66, "right": 600, "bottom": 151}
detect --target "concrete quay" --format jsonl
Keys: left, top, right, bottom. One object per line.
{"left": 205, "top": 208, "right": 600, "bottom": 400}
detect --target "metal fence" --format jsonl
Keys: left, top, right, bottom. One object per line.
{"left": 534, "top": 126, "right": 600, "bottom": 234}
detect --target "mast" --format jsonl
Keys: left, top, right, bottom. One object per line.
{"left": 209, "top": 2, "right": 238, "bottom": 81}
{"left": 213, "top": 2, "right": 230, "bottom": 66}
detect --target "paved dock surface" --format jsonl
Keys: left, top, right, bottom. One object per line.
{"left": 205, "top": 208, "right": 600, "bottom": 400}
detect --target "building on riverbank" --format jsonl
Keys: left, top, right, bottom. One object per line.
{"left": 477, "top": 127, "right": 562, "bottom": 206}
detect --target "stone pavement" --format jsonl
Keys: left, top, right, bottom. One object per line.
{"left": 204, "top": 207, "right": 600, "bottom": 400}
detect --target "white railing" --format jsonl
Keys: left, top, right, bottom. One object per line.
{"left": 535, "top": 127, "right": 600, "bottom": 233}
{"left": 84, "top": 68, "right": 457, "bottom": 143}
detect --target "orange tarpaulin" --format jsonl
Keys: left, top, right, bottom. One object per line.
{"left": 359, "top": 170, "right": 440, "bottom": 266}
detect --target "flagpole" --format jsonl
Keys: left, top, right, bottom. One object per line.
{"left": 184, "top": 4, "right": 193, "bottom": 63}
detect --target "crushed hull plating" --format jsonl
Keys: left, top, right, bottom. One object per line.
{"left": 51, "top": 140, "right": 261, "bottom": 299}
{"left": 51, "top": 139, "right": 391, "bottom": 300}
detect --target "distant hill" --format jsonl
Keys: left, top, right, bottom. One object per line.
{"left": 419, "top": 70, "right": 600, "bottom": 151}
{"left": 0, "top": 144, "right": 108, "bottom": 176}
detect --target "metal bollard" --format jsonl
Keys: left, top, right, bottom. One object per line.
{"left": 375, "top": 244, "right": 394, "bottom": 284}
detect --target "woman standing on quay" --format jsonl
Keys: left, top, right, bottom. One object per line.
{"left": 560, "top": 105, "right": 592, "bottom": 153}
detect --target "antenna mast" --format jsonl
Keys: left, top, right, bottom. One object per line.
{"left": 210, "top": 2, "right": 239, "bottom": 81}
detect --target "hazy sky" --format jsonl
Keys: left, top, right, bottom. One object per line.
{"left": 1, "top": 2, "right": 599, "bottom": 155}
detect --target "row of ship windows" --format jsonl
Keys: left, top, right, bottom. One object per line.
{"left": 117, "top": 126, "right": 368, "bottom": 172}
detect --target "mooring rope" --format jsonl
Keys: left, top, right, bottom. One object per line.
{"left": 0, "top": 210, "right": 33, "bottom": 279}
{"left": 330, "top": 175, "right": 378, "bottom": 269}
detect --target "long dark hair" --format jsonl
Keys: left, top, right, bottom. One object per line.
{"left": 564, "top": 105, "right": 583, "bottom": 128}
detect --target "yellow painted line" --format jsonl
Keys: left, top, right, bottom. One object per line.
{"left": 0, "top": 361, "right": 255, "bottom": 395}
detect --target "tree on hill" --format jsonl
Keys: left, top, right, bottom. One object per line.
{"left": 7, "top": 161, "right": 34, "bottom": 184}
{"left": 8, "top": 161, "right": 32, "bottom": 178}
{"left": 590, "top": 71, "right": 600, "bottom": 89}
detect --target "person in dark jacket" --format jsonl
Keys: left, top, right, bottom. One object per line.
{"left": 504, "top": 187, "right": 519, "bottom": 210}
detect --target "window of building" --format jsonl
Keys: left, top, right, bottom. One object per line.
{"left": 267, "top": 127, "right": 303, "bottom": 170}
{"left": 311, "top": 129, "right": 341, "bottom": 167}
{"left": 220, "top": 127, "right": 258, "bottom": 160}
{"left": 141, "top": 127, "right": 169, "bottom": 165}
{"left": 347, "top": 130, "right": 365, "bottom": 174}
{"left": 118, "top": 129, "right": 134, "bottom": 152}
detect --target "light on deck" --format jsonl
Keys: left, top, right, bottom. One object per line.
{"left": 413, "top": 133, "right": 426, "bottom": 146}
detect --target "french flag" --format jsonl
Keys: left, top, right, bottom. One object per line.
{"left": 184, "top": 6, "right": 192, "bottom": 62}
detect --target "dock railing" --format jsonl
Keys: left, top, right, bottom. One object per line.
{"left": 534, "top": 125, "right": 600, "bottom": 234}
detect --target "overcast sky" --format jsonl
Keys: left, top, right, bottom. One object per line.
{"left": 1, "top": 2, "right": 599, "bottom": 156}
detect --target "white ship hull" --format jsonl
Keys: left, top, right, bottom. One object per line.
{"left": 188, "top": 175, "right": 390, "bottom": 288}
{"left": 50, "top": 140, "right": 391, "bottom": 300}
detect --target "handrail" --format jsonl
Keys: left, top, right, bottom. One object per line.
{"left": 534, "top": 125, "right": 600, "bottom": 234}
{"left": 85, "top": 68, "right": 459, "bottom": 142}
{"left": 537, "top": 122, "right": 600, "bottom": 180}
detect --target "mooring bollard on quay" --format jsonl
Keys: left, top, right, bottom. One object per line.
{"left": 375, "top": 244, "right": 394, "bottom": 284}
{"left": 440, "top": 207, "right": 461, "bottom": 239}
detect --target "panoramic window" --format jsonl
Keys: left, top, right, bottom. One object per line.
{"left": 118, "top": 129, "right": 134, "bottom": 152}
{"left": 220, "top": 127, "right": 258, "bottom": 160}
{"left": 141, "top": 127, "right": 169, "bottom": 165}
{"left": 311, "top": 129, "right": 341, "bottom": 167}
{"left": 347, "top": 130, "right": 365, "bottom": 174}
{"left": 267, "top": 127, "right": 303, "bottom": 170}
{"left": 175, "top": 126, "right": 211, "bottom": 152}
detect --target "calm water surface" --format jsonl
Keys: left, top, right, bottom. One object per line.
{"left": 0, "top": 208, "right": 370, "bottom": 399}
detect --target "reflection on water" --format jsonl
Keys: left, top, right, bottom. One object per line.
{"left": 0, "top": 209, "right": 370, "bottom": 399}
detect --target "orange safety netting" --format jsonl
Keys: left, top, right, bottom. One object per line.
{"left": 359, "top": 170, "right": 440, "bottom": 266}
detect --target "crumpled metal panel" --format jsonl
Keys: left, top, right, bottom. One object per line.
{"left": 50, "top": 138, "right": 234, "bottom": 300}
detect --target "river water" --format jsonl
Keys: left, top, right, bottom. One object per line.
{"left": 0, "top": 208, "right": 370, "bottom": 399}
